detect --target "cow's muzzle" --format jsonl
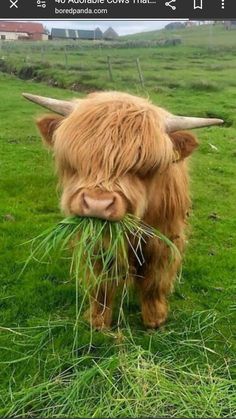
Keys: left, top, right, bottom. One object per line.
{"left": 70, "top": 189, "right": 127, "bottom": 221}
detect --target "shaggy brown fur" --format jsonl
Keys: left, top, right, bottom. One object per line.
{"left": 36, "top": 91, "right": 198, "bottom": 329}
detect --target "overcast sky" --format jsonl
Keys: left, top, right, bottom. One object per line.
{"left": 38, "top": 20, "right": 182, "bottom": 35}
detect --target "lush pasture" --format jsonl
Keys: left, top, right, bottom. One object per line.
{"left": 1, "top": 24, "right": 236, "bottom": 95}
{"left": 0, "top": 25, "right": 236, "bottom": 417}
{"left": 123, "top": 22, "right": 236, "bottom": 47}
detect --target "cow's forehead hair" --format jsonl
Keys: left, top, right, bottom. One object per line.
{"left": 71, "top": 91, "right": 170, "bottom": 118}
{"left": 53, "top": 91, "right": 173, "bottom": 181}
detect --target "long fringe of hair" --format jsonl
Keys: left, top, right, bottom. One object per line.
{"left": 53, "top": 92, "right": 174, "bottom": 186}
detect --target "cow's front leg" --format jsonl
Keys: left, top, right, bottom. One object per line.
{"left": 84, "top": 282, "right": 116, "bottom": 330}
{"left": 135, "top": 241, "right": 182, "bottom": 329}
{"left": 136, "top": 278, "right": 169, "bottom": 329}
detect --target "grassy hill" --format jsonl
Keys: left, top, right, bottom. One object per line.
{"left": 122, "top": 23, "right": 236, "bottom": 48}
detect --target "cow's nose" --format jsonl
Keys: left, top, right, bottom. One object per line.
{"left": 81, "top": 193, "right": 116, "bottom": 219}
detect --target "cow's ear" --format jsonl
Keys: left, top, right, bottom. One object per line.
{"left": 36, "top": 115, "right": 64, "bottom": 148}
{"left": 170, "top": 130, "right": 199, "bottom": 160}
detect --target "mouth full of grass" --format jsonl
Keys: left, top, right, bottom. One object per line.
{"left": 21, "top": 214, "right": 180, "bottom": 330}
{"left": 23, "top": 214, "right": 179, "bottom": 290}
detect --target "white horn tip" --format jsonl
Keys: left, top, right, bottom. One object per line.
{"left": 22, "top": 93, "right": 76, "bottom": 116}
{"left": 22, "top": 93, "right": 38, "bottom": 101}
{"left": 214, "top": 119, "right": 224, "bottom": 125}
{"left": 166, "top": 115, "right": 225, "bottom": 132}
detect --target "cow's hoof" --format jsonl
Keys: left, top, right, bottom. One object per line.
{"left": 83, "top": 309, "right": 111, "bottom": 331}
{"left": 142, "top": 299, "right": 168, "bottom": 329}
{"left": 91, "top": 314, "right": 110, "bottom": 331}
{"left": 144, "top": 318, "right": 166, "bottom": 329}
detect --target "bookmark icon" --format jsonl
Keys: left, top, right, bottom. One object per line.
{"left": 193, "top": 0, "right": 203, "bottom": 9}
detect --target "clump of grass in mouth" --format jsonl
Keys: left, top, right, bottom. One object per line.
{"left": 22, "top": 215, "right": 179, "bottom": 290}
{"left": 21, "top": 215, "right": 180, "bottom": 331}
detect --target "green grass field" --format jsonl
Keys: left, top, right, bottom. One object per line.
{"left": 122, "top": 22, "right": 236, "bottom": 46}
{"left": 0, "top": 24, "right": 236, "bottom": 417}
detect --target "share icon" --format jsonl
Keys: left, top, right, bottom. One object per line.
{"left": 165, "top": 0, "right": 176, "bottom": 11}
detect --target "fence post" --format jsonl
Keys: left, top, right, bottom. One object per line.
{"left": 136, "top": 57, "right": 144, "bottom": 88}
{"left": 107, "top": 56, "right": 113, "bottom": 82}
{"left": 64, "top": 45, "right": 68, "bottom": 72}
{"left": 41, "top": 47, "right": 44, "bottom": 63}
{"left": 5, "top": 43, "right": 9, "bottom": 58}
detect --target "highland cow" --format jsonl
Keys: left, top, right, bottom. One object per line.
{"left": 23, "top": 91, "right": 223, "bottom": 329}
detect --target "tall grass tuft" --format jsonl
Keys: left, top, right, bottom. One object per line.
{"left": 21, "top": 215, "right": 180, "bottom": 331}
{"left": 22, "top": 214, "right": 179, "bottom": 290}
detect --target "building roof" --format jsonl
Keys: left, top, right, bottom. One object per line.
{"left": 51, "top": 28, "right": 66, "bottom": 38}
{"left": 78, "top": 29, "right": 95, "bottom": 39}
{"left": 0, "top": 21, "right": 44, "bottom": 34}
{"left": 94, "top": 27, "right": 103, "bottom": 39}
{"left": 95, "top": 27, "right": 103, "bottom": 34}
{"left": 103, "top": 27, "right": 119, "bottom": 39}
{"left": 51, "top": 27, "right": 103, "bottom": 40}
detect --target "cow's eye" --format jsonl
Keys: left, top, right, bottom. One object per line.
{"left": 63, "top": 162, "right": 78, "bottom": 177}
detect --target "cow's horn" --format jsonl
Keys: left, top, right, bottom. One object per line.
{"left": 166, "top": 116, "right": 224, "bottom": 132}
{"left": 22, "top": 93, "right": 77, "bottom": 116}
